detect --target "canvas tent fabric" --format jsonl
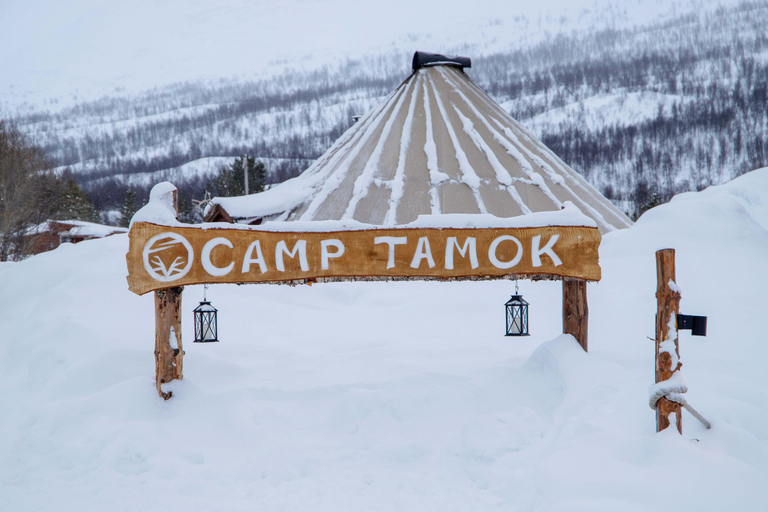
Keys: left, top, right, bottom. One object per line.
{"left": 206, "top": 61, "right": 632, "bottom": 233}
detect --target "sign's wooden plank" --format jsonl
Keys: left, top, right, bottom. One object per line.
{"left": 126, "top": 222, "right": 601, "bottom": 295}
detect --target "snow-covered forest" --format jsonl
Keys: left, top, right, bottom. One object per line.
{"left": 7, "top": 1, "right": 767, "bottom": 217}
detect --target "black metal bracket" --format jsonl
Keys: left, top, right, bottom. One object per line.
{"left": 678, "top": 314, "right": 707, "bottom": 336}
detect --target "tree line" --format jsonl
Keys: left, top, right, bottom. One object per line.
{"left": 0, "top": 117, "right": 273, "bottom": 260}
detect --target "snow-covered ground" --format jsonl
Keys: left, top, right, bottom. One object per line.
{"left": 1, "top": 168, "right": 767, "bottom": 510}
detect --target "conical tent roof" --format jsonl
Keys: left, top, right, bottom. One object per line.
{"left": 207, "top": 60, "right": 632, "bottom": 233}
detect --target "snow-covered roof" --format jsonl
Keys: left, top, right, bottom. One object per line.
{"left": 26, "top": 219, "right": 127, "bottom": 238}
{"left": 207, "top": 61, "right": 632, "bottom": 234}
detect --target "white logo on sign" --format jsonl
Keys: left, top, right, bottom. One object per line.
{"left": 142, "top": 232, "right": 194, "bottom": 282}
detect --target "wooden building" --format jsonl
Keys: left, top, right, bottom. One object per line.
{"left": 25, "top": 220, "right": 127, "bottom": 255}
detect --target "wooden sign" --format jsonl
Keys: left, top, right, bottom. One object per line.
{"left": 126, "top": 222, "right": 601, "bottom": 295}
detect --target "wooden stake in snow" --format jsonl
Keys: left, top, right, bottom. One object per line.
{"left": 655, "top": 248, "right": 682, "bottom": 433}
{"left": 155, "top": 286, "right": 184, "bottom": 399}
{"left": 563, "top": 278, "right": 588, "bottom": 352}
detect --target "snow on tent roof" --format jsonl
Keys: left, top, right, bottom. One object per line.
{"left": 206, "top": 55, "right": 632, "bottom": 234}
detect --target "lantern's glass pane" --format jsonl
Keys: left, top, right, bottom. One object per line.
{"left": 521, "top": 306, "right": 528, "bottom": 334}
{"left": 510, "top": 314, "right": 522, "bottom": 335}
{"left": 203, "top": 323, "right": 215, "bottom": 341}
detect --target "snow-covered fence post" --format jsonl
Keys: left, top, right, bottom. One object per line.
{"left": 654, "top": 248, "right": 682, "bottom": 433}
{"left": 155, "top": 286, "right": 184, "bottom": 399}
{"left": 563, "top": 278, "right": 588, "bottom": 352}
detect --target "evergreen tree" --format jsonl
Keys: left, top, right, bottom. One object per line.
{"left": 118, "top": 189, "right": 139, "bottom": 227}
{"left": 639, "top": 193, "right": 664, "bottom": 217}
{"left": 208, "top": 155, "right": 266, "bottom": 197}
{"left": 58, "top": 177, "right": 99, "bottom": 222}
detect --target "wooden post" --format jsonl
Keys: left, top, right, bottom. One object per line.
{"left": 155, "top": 286, "right": 184, "bottom": 399}
{"left": 154, "top": 189, "right": 182, "bottom": 400}
{"left": 562, "top": 278, "right": 588, "bottom": 352}
{"left": 655, "top": 248, "right": 682, "bottom": 433}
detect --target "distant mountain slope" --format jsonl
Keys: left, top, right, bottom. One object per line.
{"left": 6, "top": 1, "right": 767, "bottom": 218}
{"left": 481, "top": 1, "right": 768, "bottom": 211}
{"left": 0, "top": 0, "right": 721, "bottom": 107}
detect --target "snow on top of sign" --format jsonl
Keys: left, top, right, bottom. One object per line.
{"left": 198, "top": 201, "right": 596, "bottom": 233}
{"left": 131, "top": 182, "right": 182, "bottom": 227}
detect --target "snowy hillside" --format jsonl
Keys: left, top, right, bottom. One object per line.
{"left": 4, "top": 0, "right": 766, "bottom": 219}
{"left": 2, "top": 169, "right": 767, "bottom": 510}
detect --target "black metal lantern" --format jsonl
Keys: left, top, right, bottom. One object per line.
{"left": 194, "top": 286, "right": 219, "bottom": 343}
{"left": 505, "top": 291, "right": 529, "bottom": 337}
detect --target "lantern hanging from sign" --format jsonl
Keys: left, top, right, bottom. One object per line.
{"left": 505, "top": 281, "right": 529, "bottom": 336}
{"left": 194, "top": 284, "right": 219, "bottom": 343}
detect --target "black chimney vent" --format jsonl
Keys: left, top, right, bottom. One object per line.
{"left": 412, "top": 51, "right": 471, "bottom": 71}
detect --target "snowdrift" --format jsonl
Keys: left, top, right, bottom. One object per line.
{"left": 2, "top": 169, "right": 768, "bottom": 511}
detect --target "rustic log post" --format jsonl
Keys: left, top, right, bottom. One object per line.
{"left": 655, "top": 248, "right": 682, "bottom": 433}
{"left": 155, "top": 286, "right": 184, "bottom": 399}
{"left": 562, "top": 278, "right": 588, "bottom": 352}
{"left": 148, "top": 184, "right": 183, "bottom": 400}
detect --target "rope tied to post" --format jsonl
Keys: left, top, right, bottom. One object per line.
{"left": 648, "top": 370, "right": 711, "bottom": 429}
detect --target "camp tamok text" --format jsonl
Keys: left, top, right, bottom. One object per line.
{"left": 126, "top": 222, "right": 601, "bottom": 294}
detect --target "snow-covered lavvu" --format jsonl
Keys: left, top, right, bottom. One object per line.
{"left": 2, "top": 166, "right": 767, "bottom": 508}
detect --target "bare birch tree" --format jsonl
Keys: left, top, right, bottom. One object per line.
{"left": 0, "top": 121, "right": 63, "bottom": 260}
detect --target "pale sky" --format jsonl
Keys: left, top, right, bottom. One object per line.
{"left": 0, "top": 0, "right": 731, "bottom": 108}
